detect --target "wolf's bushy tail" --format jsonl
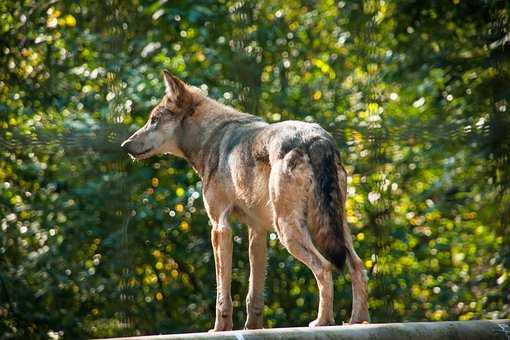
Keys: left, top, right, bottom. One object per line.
{"left": 307, "top": 139, "right": 347, "bottom": 270}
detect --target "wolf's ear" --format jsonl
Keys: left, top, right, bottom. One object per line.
{"left": 163, "top": 70, "right": 186, "bottom": 103}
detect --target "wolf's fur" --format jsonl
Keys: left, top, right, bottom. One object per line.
{"left": 122, "top": 71, "right": 369, "bottom": 331}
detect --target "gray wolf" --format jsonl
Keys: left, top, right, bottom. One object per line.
{"left": 121, "top": 70, "right": 369, "bottom": 331}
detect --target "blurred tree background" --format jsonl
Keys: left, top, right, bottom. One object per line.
{"left": 1, "top": 0, "right": 509, "bottom": 338}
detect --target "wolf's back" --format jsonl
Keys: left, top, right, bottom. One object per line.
{"left": 307, "top": 139, "right": 347, "bottom": 270}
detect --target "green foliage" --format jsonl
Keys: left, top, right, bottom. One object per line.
{"left": 1, "top": 0, "right": 509, "bottom": 338}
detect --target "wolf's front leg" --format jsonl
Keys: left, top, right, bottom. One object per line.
{"left": 244, "top": 228, "right": 267, "bottom": 329}
{"left": 210, "top": 208, "right": 233, "bottom": 332}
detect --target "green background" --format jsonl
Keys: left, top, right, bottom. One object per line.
{"left": 1, "top": 0, "right": 509, "bottom": 338}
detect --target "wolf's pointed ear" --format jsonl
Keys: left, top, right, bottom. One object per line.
{"left": 163, "top": 70, "right": 185, "bottom": 103}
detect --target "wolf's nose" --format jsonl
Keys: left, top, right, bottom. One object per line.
{"left": 121, "top": 140, "right": 131, "bottom": 152}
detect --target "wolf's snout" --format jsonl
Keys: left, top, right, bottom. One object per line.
{"left": 121, "top": 139, "right": 133, "bottom": 153}
{"left": 120, "top": 139, "right": 139, "bottom": 155}
{"left": 121, "top": 138, "right": 153, "bottom": 158}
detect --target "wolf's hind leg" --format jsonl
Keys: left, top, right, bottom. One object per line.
{"left": 269, "top": 150, "right": 335, "bottom": 327}
{"left": 244, "top": 228, "right": 267, "bottom": 329}
{"left": 337, "top": 166, "right": 370, "bottom": 323}
{"left": 343, "top": 221, "right": 369, "bottom": 323}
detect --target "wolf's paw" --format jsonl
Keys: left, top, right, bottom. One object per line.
{"left": 209, "top": 318, "right": 233, "bottom": 332}
{"left": 344, "top": 320, "right": 370, "bottom": 325}
{"left": 349, "top": 315, "right": 370, "bottom": 324}
{"left": 244, "top": 319, "right": 263, "bottom": 330}
{"left": 208, "top": 326, "right": 232, "bottom": 332}
{"left": 349, "top": 307, "right": 370, "bottom": 324}
{"left": 308, "top": 318, "right": 335, "bottom": 327}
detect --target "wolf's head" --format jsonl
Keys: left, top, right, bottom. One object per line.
{"left": 121, "top": 71, "right": 197, "bottom": 160}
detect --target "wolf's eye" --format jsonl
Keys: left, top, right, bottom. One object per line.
{"left": 161, "top": 108, "right": 173, "bottom": 115}
{"left": 150, "top": 116, "right": 160, "bottom": 125}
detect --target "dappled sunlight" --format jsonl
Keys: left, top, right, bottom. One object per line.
{"left": 1, "top": 0, "right": 509, "bottom": 338}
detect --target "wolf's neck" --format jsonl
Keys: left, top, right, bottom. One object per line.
{"left": 177, "top": 97, "right": 259, "bottom": 179}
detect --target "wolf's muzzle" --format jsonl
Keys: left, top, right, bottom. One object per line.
{"left": 121, "top": 139, "right": 153, "bottom": 158}
{"left": 121, "top": 139, "right": 133, "bottom": 153}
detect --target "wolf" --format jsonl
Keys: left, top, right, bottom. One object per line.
{"left": 121, "top": 70, "right": 369, "bottom": 331}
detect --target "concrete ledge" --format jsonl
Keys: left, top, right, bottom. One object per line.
{"left": 98, "top": 319, "right": 510, "bottom": 340}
